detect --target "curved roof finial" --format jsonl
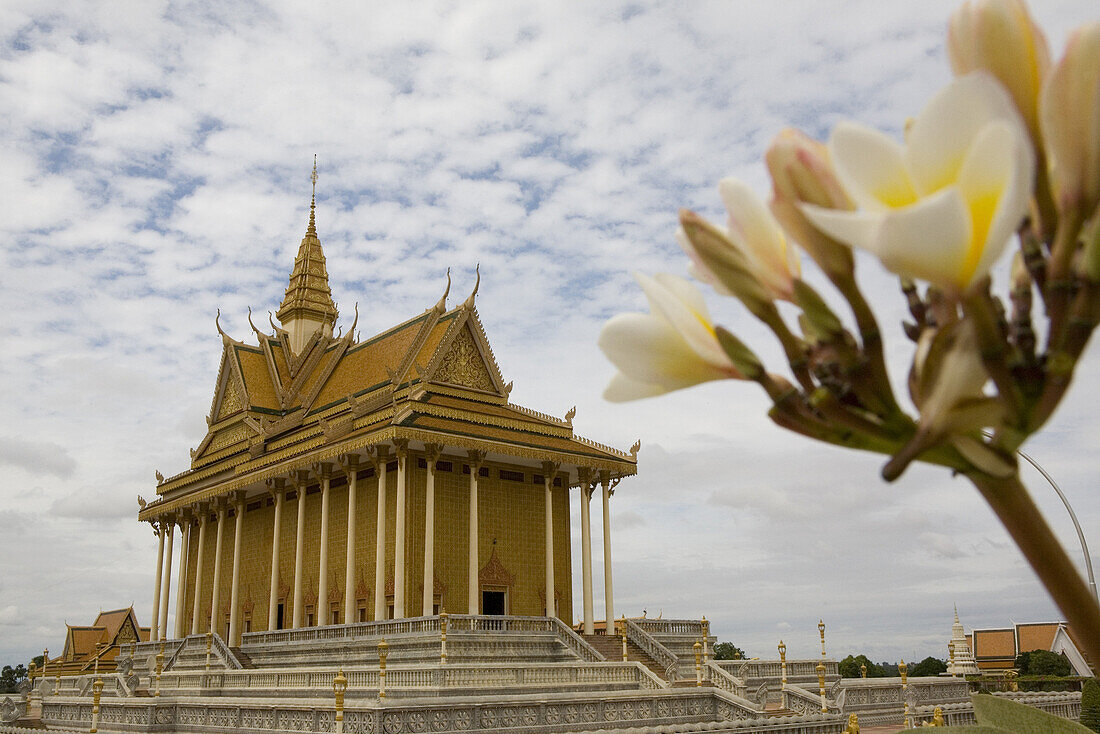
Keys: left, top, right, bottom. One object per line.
{"left": 463, "top": 264, "right": 480, "bottom": 309}
{"left": 346, "top": 302, "right": 359, "bottom": 341}
{"left": 215, "top": 308, "right": 230, "bottom": 340}
{"left": 268, "top": 311, "right": 279, "bottom": 335}
{"left": 434, "top": 268, "right": 452, "bottom": 312}
{"left": 247, "top": 307, "right": 265, "bottom": 340}
{"left": 308, "top": 154, "right": 318, "bottom": 236}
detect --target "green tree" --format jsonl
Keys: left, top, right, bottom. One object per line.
{"left": 1026, "top": 649, "right": 1072, "bottom": 677}
{"left": 839, "top": 654, "right": 886, "bottom": 678}
{"left": 1081, "top": 678, "right": 1100, "bottom": 733}
{"left": 712, "top": 642, "right": 745, "bottom": 660}
{"left": 0, "top": 664, "right": 27, "bottom": 693}
{"left": 1015, "top": 650, "right": 1032, "bottom": 673}
{"left": 908, "top": 656, "right": 948, "bottom": 677}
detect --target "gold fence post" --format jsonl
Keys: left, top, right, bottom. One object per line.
{"left": 333, "top": 668, "right": 347, "bottom": 734}
{"left": 378, "top": 638, "right": 388, "bottom": 701}
{"left": 816, "top": 661, "right": 827, "bottom": 712}
{"left": 90, "top": 677, "right": 104, "bottom": 733}
{"left": 694, "top": 640, "right": 702, "bottom": 687}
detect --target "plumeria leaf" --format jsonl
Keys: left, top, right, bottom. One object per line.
{"left": 973, "top": 693, "right": 1093, "bottom": 733}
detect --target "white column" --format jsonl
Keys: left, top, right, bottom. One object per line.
{"left": 343, "top": 459, "right": 360, "bottom": 623}
{"left": 150, "top": 522, "right": 164, "bottom": 642}
{"left": 228, "top": 496, "right": 245, "bottom": 645}
{"left": 393, "top": 442, "right": 407, "bottom": 619}
{"left": 601, "top": 471, "right": 615, "bottom": 634}
{"left": 267, "top": 485, "right": 284, "bottom": 630}
{"left": 543, "top": 462, "right": 559, "bottom": 618}
{"left": 159, "top": 522, "right": 175, "bottom": 640}
{"left": 373, "top": 453, "right": 388, "bottom": 620}
{"left": 210, "top": 505, "right": 227, "bottom": 638}
{"left": 579, "top": 472, "right": 594, "bottom": 635}
{"left": 423, "top": 445, "right": 441, "bottom": 616}
{"left": 292, "top": 477, "right": 308, "bottom": 628}
{"left": 468, "top": 451, "right": 485, "bottom": 614}
{"left": 191, "top": 510, "right": 208, "bottom": 635}
{"left": 174, "top": 518, "right": 191, "bottom": 638}
{"left": 317, "top": 467, "right": 332, "bottom": 626}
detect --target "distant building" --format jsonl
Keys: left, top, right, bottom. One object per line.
{"left": 46, "top": 607, "right": 150, "bottom": 677}
{"left": 965, "top": 621, "right": 1093, "bottom": 676}
{"left": 947, "top": 607, "right": 979, "bottom": 675}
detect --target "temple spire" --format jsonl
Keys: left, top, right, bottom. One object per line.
{"left": 276, "top": 156, "right": 338, "bottom": 354}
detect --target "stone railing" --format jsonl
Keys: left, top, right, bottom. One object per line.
{"left": 624, "top": 618, "right": 680, "bottom": 680}
{"left": 704, "top": 661, "right": 748, "bottom": 698}
{"left": 155, "top": 661, "right": 663, "bottom": 697}
{"left": 783, "top": 684, "right": 829, "bottom": 716}
{"left": 831, "top": 677, "right": 970, "bottom": 727}
{"left": 545, "top": 616, "right": 605, "bottom": 662}
{"left": 242, "top": 615, "right": 441, "bottom": 645}
{"left": 41, "top": 688, "right": 845, "bottom": 734}
{"left": 909, "top": 691, "right": 1082, "bottom": 727}
{"left": 631, "top": 618, "right": 707, "bottom": 637}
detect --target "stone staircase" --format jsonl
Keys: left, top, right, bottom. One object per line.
{"left": 230, "top": 647, "right": 255, "bottom": 668}
{"left": 581, "top": 633, "right": 668, "bottom": 682}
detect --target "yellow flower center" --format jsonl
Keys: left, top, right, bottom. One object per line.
{"left": 961, "top": 188, "right": 1000, "bottom": 285}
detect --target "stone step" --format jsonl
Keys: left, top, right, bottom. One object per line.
{"left": 580, "top": 634, "right": 668, "bottom": 682}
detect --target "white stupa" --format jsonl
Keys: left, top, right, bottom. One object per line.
{"left": 947, "top": 605, "right": 980, "bottom": 675}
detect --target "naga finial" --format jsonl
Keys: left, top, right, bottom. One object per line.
{"left": 565, "top": 406, "right": 576, "bottom": 425}
{"left": 347, "top": 302, "right": 359, "bottom": 341}
{"left": 215, "top": 309, "right": 230, "bottom": 341}
{"left": 463, "top": 264, "right": 480, "bottom": 308}
{"left": 247, "top": 307, "right": 265, "bottom": 340}
{"left": 629, "top": 440, "right": 641, "bottom": 458}
{"left": 268, "top": 311, "right": 279, "bottom": 335}
{"left": 434, "top": 268, "right": 452, "bottom": 312}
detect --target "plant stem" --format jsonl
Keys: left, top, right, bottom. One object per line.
{"left": 969, "top": 472, "right": 1100, "bottom": 671}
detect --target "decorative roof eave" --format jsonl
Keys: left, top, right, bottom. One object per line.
{"left": 139, "top": 422, "right": 636, "bottom": 521}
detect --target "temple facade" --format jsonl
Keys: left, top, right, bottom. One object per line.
{"left": 136, "top": 177, "right": 638, "bottom": 647}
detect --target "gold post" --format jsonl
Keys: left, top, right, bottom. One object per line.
{"left": 333, "top": 668, "right": 347, "bottom": 734}
{"left": 899, "top": 659, "right": 909, "bottom": 728}
{"left": 377, "top": 638, "right": 388, "bottom": 701}
{"left": 860, "top": 663, "right": 867, "bottom": 679}
{"left": 620, "top": 616, "right": 628, "bottom": 662}
{"left": 816, "top": 661, "right": 827, "bottom": 712}
{"left": 778, "top": 640, "right": 787, "bottom": 690}
{"left": 27, "top": 662, "right": 36, "bottom": 685}
{"left": 90, "top": 677, "right": 104, "bottom": 733}
{"left": 694, "top": 640, "right": 702, "bottom": 687}
{"left": 155, "top": 642, "right": 165, "bottom": 695}
{"left": 440, "top": 609, "right": 448, "bottom": 665}
{"left": 701, "top": 616, "right": 710, "bottom": 663}
{"left": 818, "top": 619, "right": 826, "bottom": 659}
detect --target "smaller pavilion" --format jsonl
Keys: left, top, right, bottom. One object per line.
{"left": 44, "top": 607, "right": 150, "bottom": 678}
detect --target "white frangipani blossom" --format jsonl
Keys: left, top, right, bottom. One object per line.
{"left": 801, "top": 72, "right": 1035, "bottom": 292}
{"left": 598, "top": 273, "right": 742, "bottom": 402}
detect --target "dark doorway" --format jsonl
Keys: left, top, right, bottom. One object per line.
{"left": 276, "top": 603, "right": 285, "bottom": 630}
{"left": 482, "top": 590, "right": 505, "bottom": 615}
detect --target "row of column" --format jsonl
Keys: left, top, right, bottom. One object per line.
{"left": 150, "top": 446, "right": 618, "bottom": 644}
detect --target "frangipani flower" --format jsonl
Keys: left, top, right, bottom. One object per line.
{"left": 1040, "top": 22, "right": 1100, "bottom": 216}
{"left": 801, "top": 73, "right": 1035, "bottom": 293}
{"left": 598, "top": 272, "right": 742, "bottom": 402}
{"left": 678, "top": 180, "right": 800, "bottom": 302}
{"left": 949, "top": 0, "right": 1050, "bottom": 147}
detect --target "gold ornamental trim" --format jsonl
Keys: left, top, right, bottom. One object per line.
{"left": 140, "top": 422, "right": 635, "bottom": 521}
{"left": 414, "top": 402, "right": 573, "bottom": 438}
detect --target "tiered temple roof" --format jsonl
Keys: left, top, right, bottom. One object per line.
{"left": 139, "top": 184, "right": 635, "bottom": 521}
{"left": 48, "top": 607, "right": 150, "bottom": 676}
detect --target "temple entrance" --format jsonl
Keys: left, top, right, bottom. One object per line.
{"left": 482, "top": 590, "right": 506, "bottom": 615}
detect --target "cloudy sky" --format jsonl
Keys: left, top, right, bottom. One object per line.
{"left": 1, "top": 0, "right": 1097, "bottom": 668}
